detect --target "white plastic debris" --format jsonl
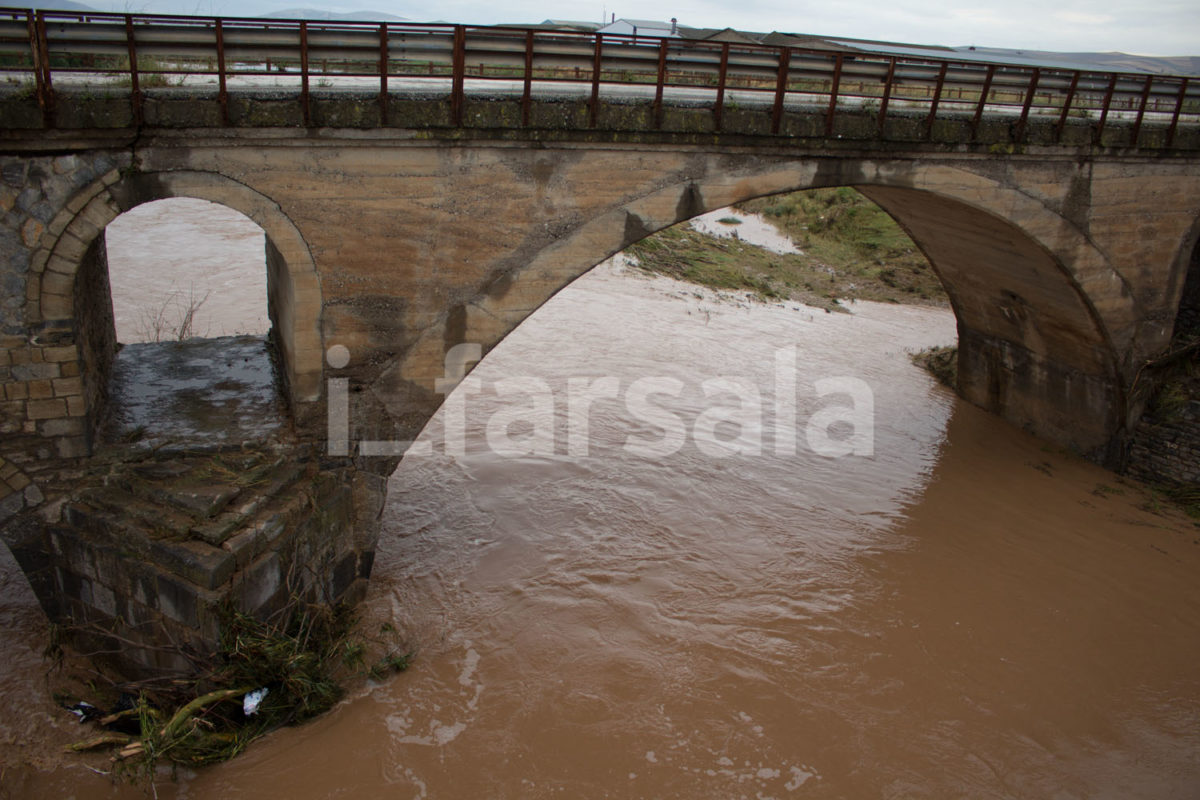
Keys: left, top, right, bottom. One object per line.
{"left": 69, "top": 701, "right": 99, "bottom": 722}
{"left": 243, "top": 687, "right": 269, "bottom": 716}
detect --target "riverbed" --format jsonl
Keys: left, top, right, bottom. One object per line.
{"left": 1, "top": 202, "right": 1198, "bottom": 799}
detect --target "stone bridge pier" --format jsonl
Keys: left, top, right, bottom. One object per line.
{"left": 1, "top": 121, "right": 1198, "bottom": 672}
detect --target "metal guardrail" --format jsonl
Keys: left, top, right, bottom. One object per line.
{"left": 0, "top": 7, "right": 1196, "bottom": 145}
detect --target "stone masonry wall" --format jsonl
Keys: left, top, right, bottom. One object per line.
{"left": 0, "top": 151, "right": 128, "bottom": 525}
{"left": 1127, "top": 246, "right": 1200, "bottom": 488}
{"left": 39, "top": 446, "right": 366, "bottom": 676}
{"left": 1127, "top": 401, "right": 1200, "bottom": 487}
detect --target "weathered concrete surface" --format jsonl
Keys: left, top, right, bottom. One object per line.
{"left": 1, "top": 88, "right": 1198, "bottom": 669}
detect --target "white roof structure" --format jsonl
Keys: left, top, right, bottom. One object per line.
{"left": 597, "top": 18, "right": 681, "bottom": 38}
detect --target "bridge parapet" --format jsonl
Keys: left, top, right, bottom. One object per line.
{"left": 0, "top": 7, "right": 1197, "bottom": 150}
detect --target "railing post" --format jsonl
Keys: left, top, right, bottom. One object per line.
{"left": 451, "top": 25, "right": 465, "bottom": 126}
{"left": 1096, "top": 73, "right": 1117, "bottom": 145}
{"left": 877, "top": 57, "right": 896, "bottom": 134}
{"left": 1167, "top": 77, "right": 1190, "bottom": 148}
{"left": 521, "top": 30, "right": 533, "bottom": 127}
{"left": 713, "top": 42, "right": 729, "bottom": 132}
{"left": 652, "top": 38, "right": 668, "bottom": 129}
{"left": 589, "top": 34, "right": 603, "bottom": 127}
{"left": 771, "top": 46, "right": 790, "bottom": 135}
{"left": 28, "top": 10, "right": 54, "bottom": 127}
{"left": 924, "top": 61, "right": 948, "bottom": 139}
{"left": 378, "top": 23, "right": 388, "bottom": 124}
{"left": 1131, "top": 75, "right": 1153, "bottom": 146}
{"left": 1016, "top": 67, "right": 1040, "bottom": 142}
{"left": 124, "top": 15, "right": 142, "bottom": 127}
{"left": 1055, "top": 71, "right": 1080, "bottom": 143}
{"left": 215, "top": 19, "right": 228, "bottom": 125}
{"left": 970, "top": 64, "right": 996, "bottom": 139}
{"left": 825, "top": 53, "right": 843, "bottom": 136}
{"left": 299, "top": 21, "right": 310, "bottom": 126}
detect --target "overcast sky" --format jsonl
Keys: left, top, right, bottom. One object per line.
{"left": 92, "top": 0, "right": 1199, "bottom": 56}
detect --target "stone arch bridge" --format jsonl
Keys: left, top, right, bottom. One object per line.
{"left": 1, "top": 22, "right": 1199, "bottom": 669}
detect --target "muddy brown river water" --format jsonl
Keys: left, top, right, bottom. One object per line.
{"left": 1, "top": 203, "right": 1198, "bottom": 799}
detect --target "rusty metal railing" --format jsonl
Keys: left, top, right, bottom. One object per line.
{"left": 0, "top": 7, "right": 1196, "bottom": 146}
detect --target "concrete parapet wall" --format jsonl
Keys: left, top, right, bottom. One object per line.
{"left": 2, "top": 89, "right": 1199, "bottom": 152}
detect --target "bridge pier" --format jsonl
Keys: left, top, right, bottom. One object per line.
{"left": 956, "top": 328, "right": 1126, "bottom": 462}
{"left": 0, "top": 330, "right": 392, "bottom": 675}
{"left": 6, "top": 443, "right": 377, "bottom": 675}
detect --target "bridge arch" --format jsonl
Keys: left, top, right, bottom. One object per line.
{"left": 31, "top": 170, "right": 323, "bottom": 450}
{"left": 378, "top": 158, "right": 1130, "bottom": 462}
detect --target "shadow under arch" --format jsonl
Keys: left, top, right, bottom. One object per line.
{"left": 1168, "top": 218, "right": 1200, "bottom": 340}
{"left": 383, "top": 160, "right": 1130, "bottom": 465}
{"left": 858, "top": 184, "right": 1124, "bottom": 459}
{"left": 34, "top": 169, "right": 324, "bottom": 449}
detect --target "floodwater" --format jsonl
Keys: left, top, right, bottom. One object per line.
{"left": 689, "top": 208, "right": 801, "bottom": 254}
{"left": 104, "top": 198, "right": 268, "bottom": 343}
{"left": 1, "top": 204, "right": 1199, "bottom": 799}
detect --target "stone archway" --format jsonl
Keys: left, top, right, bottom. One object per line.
{"left": 370, "top": 157, "right": 1129, "bottom": 463}
{"left": 31, "top": 169, "right": 324, "bottom": 453}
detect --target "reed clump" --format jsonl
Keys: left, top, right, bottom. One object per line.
{"left": 60, "top": 600, "right": 412, "bottom": 779}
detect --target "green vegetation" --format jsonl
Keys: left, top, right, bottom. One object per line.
{"left": 739, "top": 187, "right": 939, "bottom": 295}
{"left": 1135, "top": 332, "right": 1199, "bottom": 519}
{"left": 2, "top": 75, "right": 36, "bottom": 99}
{"left": 57, "top": 601, "right": 411, "bottom": 779}
{"left": 1163, "top": 484, "right": 1200, "bottom": 518}
{"left": 1143, "top": 339, "right": 1199, "bottom": 423}
{"left": 627, "top": 187, "right": 946, "bottom": 311}
{"left": 1139, "top": 483, "right": 1200, "bottom": 521}
{"left": 130, "top": 55, "right": 187, "bottom": 89}
{"left": 627, "top": 226, "right": 794, "bottom": 301}
{"left": 910, "top": 345, "right": 958, "bottom": 389}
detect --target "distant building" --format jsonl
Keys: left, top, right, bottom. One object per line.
{"left": 597, "top": 18, "right": 681, "bottom": 38}
{"left": 536, "top": 18, "right": 1199, "bottom": 76}
{"left": 686, "top": 27, "right": 764, "bottom": 45}
{"left": 537, "top": 19, "right": 602, "bottom": 32}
